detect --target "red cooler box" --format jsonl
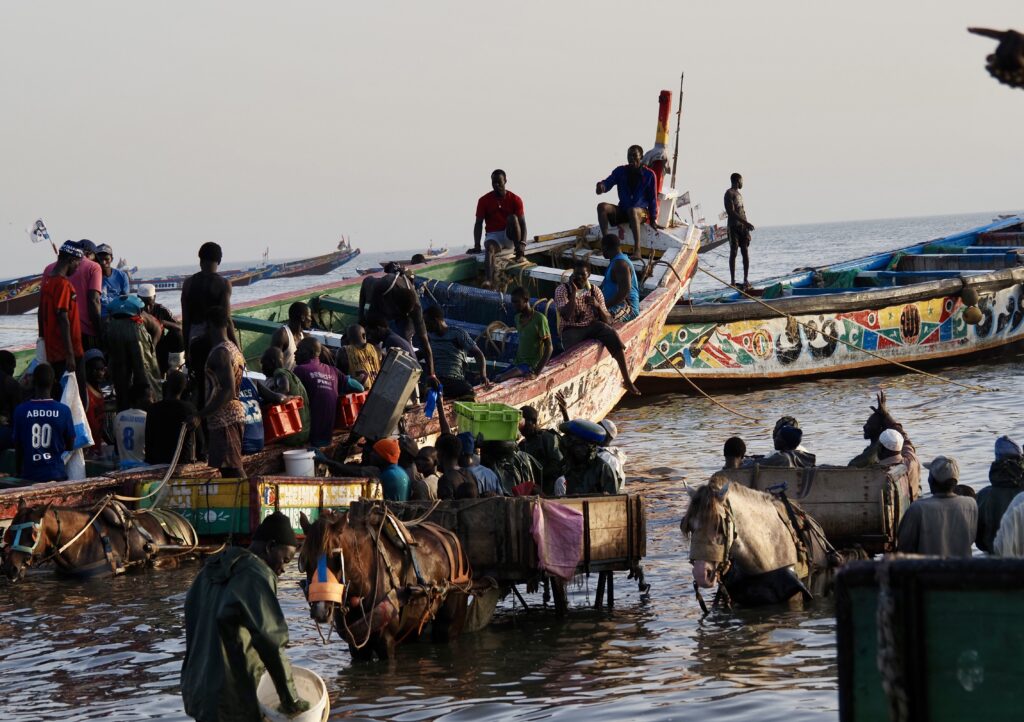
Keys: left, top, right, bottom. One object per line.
{"left": 264, "top": 397, "right": 304, "bottom": 443}
{"left": 336, "top": 391, "right": 369, "bottom": 429}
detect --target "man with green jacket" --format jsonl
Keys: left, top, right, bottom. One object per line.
{"left": 181, "top": 512, "right": 309, "bottom": 721}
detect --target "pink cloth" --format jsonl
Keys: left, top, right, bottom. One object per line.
{"left": 531, "top": 499, "right": 584, "bottom": 581}
{"left": 45, "top": 257, "right": 102, "bottom": 336}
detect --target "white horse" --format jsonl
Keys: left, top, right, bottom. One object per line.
{"left": 680, "top": 473, "right": 838, "bottom": 607}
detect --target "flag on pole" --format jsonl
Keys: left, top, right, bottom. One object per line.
{"left": 29, "top": 219, "right": 50, "bottom": 244}
{"left": 678, "top": 191, "right": 691, "bottom": 206}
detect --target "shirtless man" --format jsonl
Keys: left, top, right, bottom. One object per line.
{"left": 270, "top": 302, "right": 313, "bottom": 371}
{"left": 358, "top": 271, "right": 435, "bottom": 383}
{"left": 724, "top": 173, "right": 756, "bottom": 289}
{"left": 196, "top": 306, "right": 246, "bottom": 478}
{"left": 181, "top": 242, "right": 236, "bottom": 406}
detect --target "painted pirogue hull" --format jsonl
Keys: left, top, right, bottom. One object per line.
{"left": 644, "top": 216, "right": 1024, "bottom": 387}
{"left": 0, "top": 274, "right": 44, "bottom": 315}
{"left": 132, "top": 267, "right": 265, "bottom": 293}
{"left": 265, "top": 248, "right": 360, "bottom": 279}
{"left": 837, "top": 558, "right": 1024, "bottom": 721}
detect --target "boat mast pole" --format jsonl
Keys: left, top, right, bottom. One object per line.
{"left": 670, "top": 72, "right": 684, "bottom": 191}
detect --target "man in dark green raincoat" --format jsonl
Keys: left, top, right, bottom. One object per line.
{"left": 977, "top": 436, "right": 1024, "bottom": 553}
{"left": 181, "top": 512, "right": 309, "bottom": 721}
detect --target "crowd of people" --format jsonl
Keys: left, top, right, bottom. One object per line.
{"left": 717, "top": 393, "right": 1024, "bottom": 560}
{"left": 2, "top": 200, "right": 654, "bottom": 486}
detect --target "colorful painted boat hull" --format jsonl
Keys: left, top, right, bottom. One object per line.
{"left": 643, "top": 216, "right": 1024, "bottom": 387}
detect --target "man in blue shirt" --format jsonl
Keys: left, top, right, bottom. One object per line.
{"left": 96, "top": 243, "right": 131, "bottom": 318}
{"left": 13, "top": 364, "right": 75, "bottom": 483}
{"left": 600, "top": 234, "right": 640, "bottom": 322}
{"left": 596, "top": 145, "right": 659, "bottom": 261}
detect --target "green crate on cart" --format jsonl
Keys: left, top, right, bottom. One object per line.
{"left": 453, "top": 402, "right": 522, "bottom": 441}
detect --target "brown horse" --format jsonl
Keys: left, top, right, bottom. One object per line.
{"left": 298, "top": 502, "right": 472, "bottom": 661}
{"left": 1, "top": 497, "right": 199, "bottom": 582}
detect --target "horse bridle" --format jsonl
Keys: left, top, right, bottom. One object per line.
{"left": 5, "top": 520, "right": 43, "bottom": 555}
{"left": 693, "top": 499, "right": 737, "bottom": 616}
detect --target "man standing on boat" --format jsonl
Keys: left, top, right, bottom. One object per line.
{"left": 96, "top": 243, "right": 131, "bottom": 319}
{"left": 182, "top": 243, "right": 237, "bottom": 408}
{"left": 43, "top": 240, "right": 103, "bottom": 352}
{"left": 724, "top": 173, "right": 755, "bottom": 289}
{"left": 473, "top": 169, "right": 527, "bottom": 287}
{"left": 38, "top": 241, "right": 85, "bottom": 386}
{"left": 596, "top": 145, "right": 659, "bottom": 262}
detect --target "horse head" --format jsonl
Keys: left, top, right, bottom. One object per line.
{"left": 1, "top": 498, "right": 54, "bottom": 582}
{"left": 298, "top": 506, "right": 380, "bottom": 626}
{"left": 863, "top": 391, "right": 891, "bottom": 442}
{"left": 680, "top": 474, "right": 734, "bottom": 589}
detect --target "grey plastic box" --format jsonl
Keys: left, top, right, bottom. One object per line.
{"left": 352, "top": 348, "right": 422, "bottom": 440}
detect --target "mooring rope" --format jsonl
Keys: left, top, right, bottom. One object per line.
{"left": 113, "top": 423, "right": 190, "bottom": 504}
{"left": 695, "top": 266, "right": 992, "bottom": 393}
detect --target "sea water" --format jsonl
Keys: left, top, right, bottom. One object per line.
{"left": 1, "top": 210, "right": 1023, "bottom": 721}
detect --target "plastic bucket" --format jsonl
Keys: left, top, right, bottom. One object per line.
{"left": 257, "top": 665, "right": 329, "bottom": 722}
{"left": 283, "top": 449, "right": 315, "bottom": 478}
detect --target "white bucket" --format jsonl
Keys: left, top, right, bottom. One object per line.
{"left": 283, "top": 449, "right": 316, "bottom": 478}
{"left": 257, "top": 665, "right": 329, "bottom": 722}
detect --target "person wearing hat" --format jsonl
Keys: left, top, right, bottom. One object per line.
{"left": 849, "top": 392, "right": 921, "bottom": 496}
{"left": 104, "top": 293, "right": 162, "bottom": 410}
{"left": 372, "top": 437, "right": 410, "bottom": 501}
{"left": 95, "top": 243, "right": 130, "bottom": 319}
{"left": 975, "top": 436, "right": 1024, "bottom": 553}
{"left": 518, "top": 405, "right": 565, "bottom": 496}
{"left": 559, "top": 419, "right": 618, "bottom": 495}
{"left": 82, "top": 348, "right": 112, "bottom": 457}
{"left": 138, "top": 283, "right": 185, "bottom": 376}
{"left": 181, "top": 511, "right": 308, "bottom": 722}
{"left": 43, "top": 239, "right": 103, "bottom": 351}
{"left": 38, "top": 241, "right": 85, "bottom": 386}
{"left": 597, "top": 418, "right": 627, "bottom": 493}
{"left": 896, "top": 455, "right": 977, "bottom": 558}
{"left": 876, "top": 429, "right": 905, "bottom": 466}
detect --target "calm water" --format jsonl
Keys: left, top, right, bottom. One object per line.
{"left": 2, "top": 211, "right": 1023, "bottom": 721}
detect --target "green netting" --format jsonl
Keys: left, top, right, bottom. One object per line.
{"left": 922, "top": 243, "right": 966, "bottom": 254}
{"left": 762, "top": 282, "right": 791, "bottom": 299}
{"left": 819, "top": 268, "right": 861, "bottom": 289}
{"left": 886, "top": 252, "right": 906, "bottom": 270}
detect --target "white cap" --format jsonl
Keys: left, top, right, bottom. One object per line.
{"left": 879, "top": 428, "right": 904, "bottom": 453}
{"left": 138, "top": 283, "right": 156, "bottom": 299}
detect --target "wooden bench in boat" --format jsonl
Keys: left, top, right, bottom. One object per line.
{"left": 837, "top": 558, "right": 1024, "bottom": 721}
{"left": 373, "top": 494, "right": 647, "bottom": 584}
{"left": 978, "top": 230, "right": 1024, "bottom": 245}
{"left": 720, "top": 464, "right": 914, "bottom": 554}
{"left": 898, "top": 252, "right": 1024, "bottom": 272}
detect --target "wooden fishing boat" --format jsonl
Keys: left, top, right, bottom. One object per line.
{"left": 720, "top": 463, "right": 915, "bottom": 554}
{"left": 836, "top": 557, "right": 1024, "bottom": 721}
{"left": 643, "top": 215, "right": 1024, "bottom": 388}
{"left": 0, "top": 272, "right": 44, "bottom": 315}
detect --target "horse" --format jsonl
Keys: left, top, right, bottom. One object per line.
{"left": 680, "top": 473, "right": 840, "bottom": 608}
{"left": 1, "top": 497, "right": 199, "bottom": 582}
{"left": 298, "top": 502, "right": 473, "bottom": 661}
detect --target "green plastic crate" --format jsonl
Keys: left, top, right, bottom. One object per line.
{"left": 453, "top": 402, "right": 522, "bottom": 441}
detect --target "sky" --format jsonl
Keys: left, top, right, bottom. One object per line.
{"left": 1, "top": 1, "right": 1022, "bottom": 276}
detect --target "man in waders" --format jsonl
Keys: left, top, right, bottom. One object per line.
{"left": 181, "top": 511, "right": 309, "bottom": 721}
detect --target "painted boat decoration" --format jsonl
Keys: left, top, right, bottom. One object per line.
{"left": 0, "top": 273, "right": 45, "bottom": 315}
{"left": 643, "top": 216, "right": 1024, "bottom": 387}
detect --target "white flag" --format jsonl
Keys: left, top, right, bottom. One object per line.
{"left": 29, "top": 219, "right": 50, "bottom": 244}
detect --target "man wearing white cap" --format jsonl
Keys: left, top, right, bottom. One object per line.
{"left": 877, "top": 429, "right": 905, "bottom": 466}
{"left": 896, "top": 455, "right": 977, "bottom": 558}
{"left": 138, "top": 284, "right": 184, "bottom": 376}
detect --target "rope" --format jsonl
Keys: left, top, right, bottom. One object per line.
{"left": 113, "top": 424, "right": 189, "bottom": 503}
{"left": 649, "top": 345, "right": 761, "bottom": 422}
{"left": 695, "top": 266, "right": 992, "bottom": 393}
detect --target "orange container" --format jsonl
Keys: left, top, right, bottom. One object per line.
{"left": 336, "top": 391, "right": 369, "bottom": 429}
{"left": 264, "top": 396, "right": 304, "bottom": 443}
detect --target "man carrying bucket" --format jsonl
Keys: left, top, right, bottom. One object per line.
{"left": 181, "top": 511, "right": 309, "bottom": 721}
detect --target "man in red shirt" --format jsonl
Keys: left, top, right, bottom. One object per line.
{"left": 474, "top": 169, "right": 528, "bottom": 287}
{"left": 44, "top": 239, "right": 103, "bottom": 351}
{"left": 38, "top": 242, "right": 85, "bottom": 391}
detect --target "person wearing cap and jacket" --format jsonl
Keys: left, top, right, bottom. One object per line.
{"left": 597, "top": 419, "right": 627, "bottom": 493}
{"left": 976, "top": 436, "right": 1024, "bottom": 553}
{"left": 181, "top": 511, "right": 308, "bottom": 722}
{"left": 138, "top": 283, "right": 185, "bottom": 376}
{"left": 373, "top": 438, "right": 410, "bottom": 501}
{"left": 105, "top": 294, "right": 162, "bottom": 410}
{"left": 897, "top": 455, "right": 977, "bottom": 558}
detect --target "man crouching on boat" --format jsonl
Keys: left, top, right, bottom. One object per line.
{"left": 555, "top": 259, "right": 641, "bottom": 396}
{"left": 473, "top": 168, "right": 527, "bottom": 287}
{"left": 181, "top": 512, "right": 309, "bottom": 721}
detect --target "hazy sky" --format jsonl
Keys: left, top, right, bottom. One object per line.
{"left": 2, "top": 1, "right": 1021, "bottom": 276}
